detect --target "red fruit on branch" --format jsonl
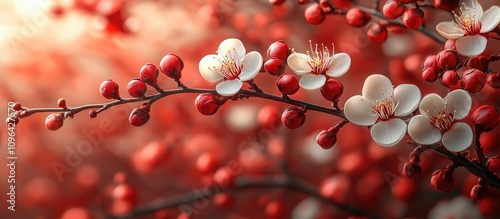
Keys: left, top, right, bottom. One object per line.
{"left": 265, "top": 58, "right": 285, "bottom": 76}
{"left": 465, "top": 56, "right": 489, "bottom": 72}
{"left": 471, "top": 105, "right": 499, "bottom": 132}
{"left": 430, "top": 169, "right": 454, "bottom": 193}
{"left": 57, "top": 98, "right": 67, "bottom": 108}
{"left": 345, "top": 8, "right": 371, "bottom": 27}
{"left": 422, "top": 67, "right": 438, "bottom": 82}
{"left": 423, "top": 55, "right": 442, "bottom": 72}
{"left": 281, "top": 106, "right": 306, "bottom": 129}
{"left": 316, "top": 129, "right": 337, "bottom": 149}
{"left": 45, "top": 113, "right": 64, "bottom": 131}
{"left": 127, "top": 79, "right": 147, "bottom": 97}
{"left": 140, "top": 63, "right": 159, "bottom": 85}
{"left": 367, "top": 23, "right": 388, "bottom": 43}
{"left": 444, "top": 39, "right": 456, "bottom": 50}
{"left": 159, "top": 53, "right": 184, "bottom": 80}
{"left": 13, "top": 102, "right": 23, "bottom": 111}
{"left": 403, "top": 8, "right": 424, "bottom": 30}
{"left": 304, "top": 3, "right": 325, "bottom": 25}
{"left": 487, "top": 72, "right": 500, "bottom": 88}
{"left": 276, "top": 74, "right": 299, "bottom": 95}
{"left": 383, "top": 0, "right": 405, "bottom": 19}
{"left": 267, "top": 41, "right": 290, "bottom": 62}
{"left": 487, "top": 156, "right": 500, "bottom": 173}
{"left": 402, "top": 161, "right": 422, "bottom": 178}
{"left": 462, "top": 69, "right": 486, "bottom": 93}
{"left": 321, "top": 78, "right": 343, "bottom": 102}
{"left": 100, "top": 79, "right": 120, "bottom": 99}
{"left": 441, "top": 70, "right": 460, "bottom": 88}
{"left": 129, "top": 104, "right": 151, "bottom": 127}
{"left": 436, "top": 50, "right": 458, "bottom": 70}
{"left": 213, "top": 167, "right": 235, "bottom": 188}
{"left": 195, "top": 93, "right": 222, "bottom": 115}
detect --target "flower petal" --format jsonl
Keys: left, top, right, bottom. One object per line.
{"left": 408, "top": 115, "right": 442, "bottom": 145}
{"left": 216, "top": 79, "right": 243, "bottom": 96}
{"left": 456, "top": 35, "right": 487, "bottom": 57}
{"left": 344, "top": 95, "right": 378, "bottom": 126}
{"left": 393, "top": 84, "right": 421, "bottom": 117}
{"left": 436, "top": 22, "right": 465, "bottom": 39}
{"left": 442, "top": 122, "right": 473, "bottom": 152}
{"left": 445, "top": 89, "right": 471, "bottom": 120}
{"left": 199, "top": 55, "right": 224, "bottom": 82}
{"left": 370, "top": 118, "right": 407, "bottom": 147}
{"left": 299, "top": 74, "right": 326, "bottom": 90}
{"left": 480, "top": 6, "right": 500, "bottom": 33}
{"left": 239, "top": 51, "right": 263, "bottom": 81}
{"left": 287, "top": 53, "right": 311, "bottom": 76}
{"left": 419, "top": 93, "right": 445, "bottom": 118}
{"left": 460, "top": 0, "right": 483, "bottom": 19}
{"left": 325, "top": 53, "right": 351, "bottom": 77}
{"left": 218, "top": 38, "right": 246, "bottom": 63}
{"left": 362, "top": 74, "right": 393, "bottom": 101}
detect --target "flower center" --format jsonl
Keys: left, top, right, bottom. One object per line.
{"left": 369, "top": 88, "right": 399, "bottom": 121}
{"left": 428, "top": 106, "right": 456, "bottom": 132}
{"left": 209, "top": 48, "right": 242, "bottom": 80}
{"left": 304, "top": 40, "right": 333, "bottom": 75}
{"left": 453, "top": 0, "right": 482, "bottom": 35}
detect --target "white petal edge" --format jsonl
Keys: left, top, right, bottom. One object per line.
{"left": 460, "top": 0, "right": 483, "bottom": 19}
{"left": 218, "top": 38, "right": 246, "bottom": 63}
{"left": 239, "top": 51, "right": 263, "bottom": 81}
{"left": 456, "top": 35, "right": 487, "bottom": 57}
{"left": 344, "top": 95, "right": 378, "bottom": 126}
{"left": 419, "top": 93, "right": 446, "bottom": 118}
{"left": 199, "top": 55, "right": 224, "bottom": 82}
{"left": 480, "top": 6, "right": 500, "bottom": 33}
{"left": 325, "top": 53, "right": 351, "bottom": 77}
{"left": 393, "top": 84, "right": 421, "bottom": 117}
{"left": 442, "top": 122, "right": 473, "bottom": 152}
{"left": 299, "top": 74, "right": 326, "bottom": 90}
{"left": 287, "top": 53, "right": 311, "bottom": 76}
{"left": 362, "top": 74, "right": 393, "bottom": 102}
{"left": 216, "top": 79, "right": 243, "bottom": 96}
{"left": 370, "top": 118, "right": 407, "bottom": 147}
{"left": 408, "top": 115, "right": 442, "bottom": 145}
{"left": 445, "top": 89, "right": 471, "bottom": 120}
{"left": 436, "top": 22, "right": 465, "bottom": 39}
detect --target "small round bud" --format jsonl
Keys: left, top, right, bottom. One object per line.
{"left": 267, "top": 41, "right": 290, "bottom": 62}
{"left": 213, "top": 167, "right": 235, "bottom": 188}
{"left": 471, "top": 105, "right": 499, "bottom": 132}
{"left": 441, "top": 70, "right": 460, "bottom": 88}
{"left": 264, "top": 58, "right": 285, "bottom": 76}
{"left": 487, "top": 72, "right": 500, "bottom": 88}
{"left": 444, "top": 39, "right": 456, "bottom": 50}
{"left": 112, "top": 183, "right": 138, "bottom": 204}
{"left": 436, "top": 50, "right": 458, "bottom": 70}
{"left": 159, "top": 53, "right": 184, "bottom": 80}
{"left": 383, "top": 0, "right": 405, "bottom": 19}
{"left": 304, "top": 3, "right": 325, "bottom": 25}
{"left": 281, "top": 106, "right": 306, "bottom": 129}
{"left": 321, "top": 78, "right": 343, "bottom": 102}
{"left": 196, "top": 153, "right": 218, "bottom": 174}
{"left": 487, "top": 156, "right": 500, "bottom": 173}
{"left": 13, "top": 102, "right": 23, "bottom": 111}
{"left": 265, "top": 200, "right": 286, "bottom": 219}
{"left": 129, "top": 105, "right": 150, "bottom": 127}
{"left": 269, "top": 0, "right": 285, "bottom": 6}
{"left": 470, "top": 184, "right": 488, "bottom": 201}
{"left": 140, "top": 64, "right": 159, "bottom": 85}
{"left": 430, "top": 169, "right": 453, "bottom": 193}
{"left": 45, "top": 113, "right": 64, "bottom": 131}
{"left": 403, "top": 8, "right": 424, "bottom": 30}
{"left": 367, "top": 23, "right": 388, "bottom": 43}
{"left": 276, "top": 75, "right": 299, "bottom": 95}
{"left": 57, "top": 98, "right": 67, "bottom": 108}
{"left": 195, "top": 93, "right": 221, "bottom": 116}
{"left": 465, "top": 56, "right": 489, "bottom": 72}
{"left": 402, "top": 162, "right": 422, "bottom": 178}
{"left": 100, "top": 79, "right": 120, "bottom": 100}
{"left": 127, "top": 79, "right": 147, "bottom": 98}
{"left": 422, "top": 67, "right": 438, "bottom": 82}
{"left": 214, "top": 193, "right": 234, "bottom": 209}
{"left": 89, "top": 110, "right": 98, "bottom": 118}
{"left": 345, "top": 8, "right": 371, "bottom": 27}
{"left": 423, "top": 55, "right": 442, "bottom": 71}
{"left": 433, "top": 0, "right": 459, "bottom": 12}
{"left": 316, "top": 129, "right": 337, "bottom": 149}
{"left": 462, "top": 69, "right": 486, "bottom": 93}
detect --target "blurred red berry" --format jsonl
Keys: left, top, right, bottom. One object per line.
{"left": 140, "top": 63, "right": 159, "bottom": 85}
{"left": 267, "top": 41, "right": 290, "bottom": 62}
{"left": 470, "top": 184, "right": 488, "bottom": 201}
{"left": 441, "top": 70, "right": 460, "bottom": 88}
{"left": 383, "top": 0, "right": 405, "bottom": 19}
{"left": 321, "top": 78, "right": 343, "bottom": 102}
{"left": 213, "top": 167, "right": 235, "bottom": 188}
{"left": 472, "top": 105, "right": 499, "bottom": 132}
{"left": 129, "top": 105, "right": 150, "bottom": 127}
{"left": 465, "top": 56, "right": 489, "bottom": 72}
{"left": 257, "top": 105, "right": 281, "bottom": 130}
{"left": 214, "top": 193, "right": 234, "bottom": 209}
{"left": 436, "top": 50, "right": 458, "bottom": 70}
{"left": 159, "top": 53, "right": 184, "bottom": 80}
{"left": 462, "top": 69, "right": 486, "bottom": 93}
{"left": 265, "top": 58, "right": 285, "bottom": 76}
{"left": 433, "top": 0, "right": 459, "bottom": 12}
{"left": 269, "top": 0, "right": 286, "bottom": 6}
{"left": 487, "top": 72, "right": 500, "bottom": 88}
{"left": 195, "top": 93, "right": 221, "bottom": 115}
{"left": 403, "top": 8, "right": 424, "bottom": 30}
{"left": 320, "top": 175, "right": 350, "bottom": 202}
{"left": 100, "top": 79, "right": 120, "bottom": 99}
{"left": 316, "top": 129, "right": 337, "bottom": 149}
{"left": 266, "top": 200, "right": 286, "bottom": 219}
{"left": 177, "top": 212, "right": 192, "bottom": 219}
{"left": 430, "top": 169, "right": 453, "bottom": 193}
{"left": 345, "top": 8, "right": 371, "bottom": 27}
{"left": 281, "top": 106, "right": 306, "bottom": 129}
{"left": 61, "top": 207, "right": 93, "bottom": 219}
{"left": 57, "top": 98, "right": 67, "bottom": 108}
{"left": 276, "top": 75, "right": 300, "bottom": 95}
{"left": 367, "top": 23, "right": 388, "bottom": 43}
{"left": 45, "top": 113, "right": 64, "bottom": 131}
{"left": 127, "top": 79, "right": 147, "bottom": 98}
{"left": 196, "top": 153, "right": 219, "bottom": 174}
{"left": 298, "top": 0, "right": 310, "bottom": 4}
{"left": 487, "top": 156, "right": 500, "bottom": 173}
{"left": 304, "top": 3, "right": 325, "bottom": 25}
{"left": 112, "top": 183, "right": 138, "bottom": 204}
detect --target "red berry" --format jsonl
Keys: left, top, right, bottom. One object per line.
{"left": 383, "top": 0, "right": 405, "bottom": 19}
{"left": 403, "top": 8, "right": 424, "bottom": 30}
{"left": 195, "top": 93, "right": 221, "bottom": 115}
{"left": 471, "top": 105, "right": 499, "bottom": 132}
{"left": 402, "top": 161, "right": 422, "bottom": 178}
{"left": 89, "top": 110, "right": 97, "bottom": 118}
{"left": 45, "top": 113, "right": 64, "bottom": 131}
{"left": 269, "top": 0, "right": 286, "bottom": 6}
{"left": 304, "top": 3, "right": 325, "bottom": 25}
{"left": 196, "top": 153, "right": 218, "bottom": 174}
{"left": 267, "top": 41, "right": 290, "bottom": 62}
{"left": 320, "top": 79, "right": 343, "bottom": 102}
{"left": 345, "top": 8, "right": 371, "bottom": 27}
{"left": 100, "top": 79, "right": 120, "bottom": 99}
{"left": 127, "top": 79, "right": 147, "bottom": 97}
{"left": 465, "top": 56, "right": 489, "bottom": 72}
{"left": 444, "top": 39, "right": 457, "bottom": 50}
{"left": 140, "top": 63, "right": 159, "bottom": 85}
{"left": 487, "top": 156, "right": 500, "bottom": 173}
{"left": 213, "top": 167, "right": 235, "bottom": 188}
{"left": 433, "top": 0, "right": 459, "bottom": 12}
{"left": 436, "top": 50, "right": 458, "bottom": 70}
{"left": 129, "top": 104, "right": 150, "bottom": 127}
{"left": 298, "top": 0, "right": 309, "bottom": 4}
{"left": 257, "top": 105, "right": 281, "bottom": 130}
{"left": 430, "top": 169, "right": 453, "bottom": 193}
{"left": 281, "top": 106, "right": 306, "bottom": 129}
{"left": 462, "top": 69, "right": 486, "bottom": 93}
{"left": 423, "top": 55, "right": 442, "bottom": 71}
{"left": 316, "top": 129, "right": 337, "bottom": 149}
{"left": 264, "top": 58, "right": 285, "bottom": 76}
{"left": 57, "top": 98, "right": 67, "bottom": 108}
{"left": 265, "top": 200, "right": 286, "bottom": 219}
{"left": 214, "top": 193, "right": 234, "bottom": 209}
{"left": 159, "top": 53, "right": 184, "bottom": 80}
{"left": 487, "top": 72, "right": 500, "bottom": 88}
{"left": 367, "top": 23, "right": 388, "bottom": 43}
{"left": 470, "top": 184, "right": 488, "bottom": 201}
{"left": 441, "top": 70, "right": 460, "bottom": 88}
{"left": 112, "top": 183, "right": 138, "bottom": 204}
{"left": 276, "top": 75, "right": 299, "bottom": 95}
{"left": 61, "top": 208, "right": 93, "bottom": 219}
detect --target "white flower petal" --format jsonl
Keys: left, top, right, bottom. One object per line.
{"left": 199, "top": 55, "right": 224, "bottom": 82}
{"left": 460, "top": 0, "right": 483, "bottom": 18}
{"left": 419, "top": 94, "right": 446, "bottom": 118}
{"left": 456, "top": 35, "right": 487, "bottom": 57}
{"left": 408, "top": 115, "right": 442, "bottom": 145}
{"left": 370, "top": 118, "right": 407, "bottom": 147}
{"left": 362, "top": 74, "right": 393, "bottom": 102}
{"left": 287, "top": 53, "right": 311, "bottom": 76}
{"left": 216, "top": 79, "right": 243, "bottom": 96}
{"left": 325, "top": 53, "right": 351, "bottom": 77}
{"left": 445, "top": 89, "right": 472, "bottom": 120}
{"left": 442, "top": 122, "right": 473, "bottom": 152}
{"left": 480, "top": 6, "right": 500, "bottom": 33}
{"left": 436, "top": 22, "right": 465, "bottom": 39}
{"left": 218, "top": 38, "right": 246, "bottom": 63}
{"left": 393, "top": 84, "right": 421, "bottom": 117}
{"left": 239, "top": 51, "right": 263, "bottom": 81}
{"left": 299, "top": 74, "right": 326, "bottom": 90}
{"left": 344, "top": 95, "right": 378, "bottom": 126}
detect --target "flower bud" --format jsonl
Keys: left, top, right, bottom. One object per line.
{"left": 13, "top": 102, "right": 23, "bottom": 111}
{"left": 321, "top": 78, "right": 343, "bottom": 102}
{"left": 195, "top": 93, "right": 221, "bottom": 115}
{"left": 402, "top": 162, "right": 422, "bottom": 178}
{"left": 129, "top": 104, "right": 150, "bottom": 127}
{"left": 345, "top": 8, "right": 371, "bottom": 27}
{"left": 367, "top": 23, "right": 388, "bottom": 43}
{"left": 430, "top": 169, "right": 453, "bottom": 193}
{"left": 487, "top": 156, "right": 500, "bottom": 173}
{"left": 269, "top": 0, "right": 285, "bottom": 6}
{"left": 139, "top": 64, "right": 159, "bottom": 85}
{"left": 487, "top": 72, "right": 500, "bottom": 88}
{"left": 45, "top": 113, "right": 64, "bottom": 131}
{"left": 471, "top": 105, "right": 499, "bottom": 132}
{"left": 422, "top": 67, "right": 438, "bottom": 82}
{"left": 89, "top": 110, "right": 97, "bottom": 118}
{"left": 276, "top": 75, "right": 299, "bottom": 95}
{"left": 213, "top": 167, "right": 235, "bottom": 188}
{"left": 264, "top": 58, "right": 285, "bottom": 76}
{"left": 433, "top": 0, "right": 459, "bottom": 12}
{"left": 304, "top": 3, "right": 325, "bottom": 25}
{"left": 403, "top": 8, "right": 424, "bottom": 30}
{"left": 423, "top": 55, "right": 441, "bottom": 71}
{"left": 100, "top": 79, "right": 120, "bottom": 100}
{"left": 444, "top": 39, "right": 456, "bottom": 50}
{"left": 470, "top": 184, "right": 488, "bottom": 201}
{"left": 436, "top": 50, "right": 458, "bottom": 70}
{"left": 462, "top": 68, "right": 486, "bottom": 93}
{"left": 316, "top": 129, "right": 337, "bottom": 149}
{"left": 267, "top": 41, "right": 290, "bottom": 62}
{"left": 159, "top": 53, "right": 184, "bottom": 80}
{"left": 57, "top": 98, "right": 67, "bottom": 108}
{"left": 127, "top": 79, "right": 147, "bottom": 98}
{"left": 465, "top": 56, "right": 489, "bottom": 72}
{"left": 383, "top": 0, "right": 405, "bottom": 19}
{"left": 281, "top": 106, "right": 306, "bottom": 129}
{"left": 441, "top": 70, "right": 460, "bottom": 88}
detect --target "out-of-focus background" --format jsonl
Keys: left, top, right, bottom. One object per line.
{"left": 1, "top": 0, "right": 500, "bottom": 218}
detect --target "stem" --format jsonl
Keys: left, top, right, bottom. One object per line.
{"left": 474, "top": 128, "right": 486, "bottom": 166}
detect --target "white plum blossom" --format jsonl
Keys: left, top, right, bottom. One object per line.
{"left": 408, "top": 89, "right": 473, "bottom": 152}
{"left": 344, "top": 74, "right": 421, "bottom": 147}
{"left": 287, "top": 41, "right": 351, "bottom": 90}
{"left": 436, "top": 0, "right": 500, "bottom": 57}
{"left": 428, "top": 196, "right": 482, "bottom": 219}
{"left": 199, "top": 38, "right": 263, "bottom": 96}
